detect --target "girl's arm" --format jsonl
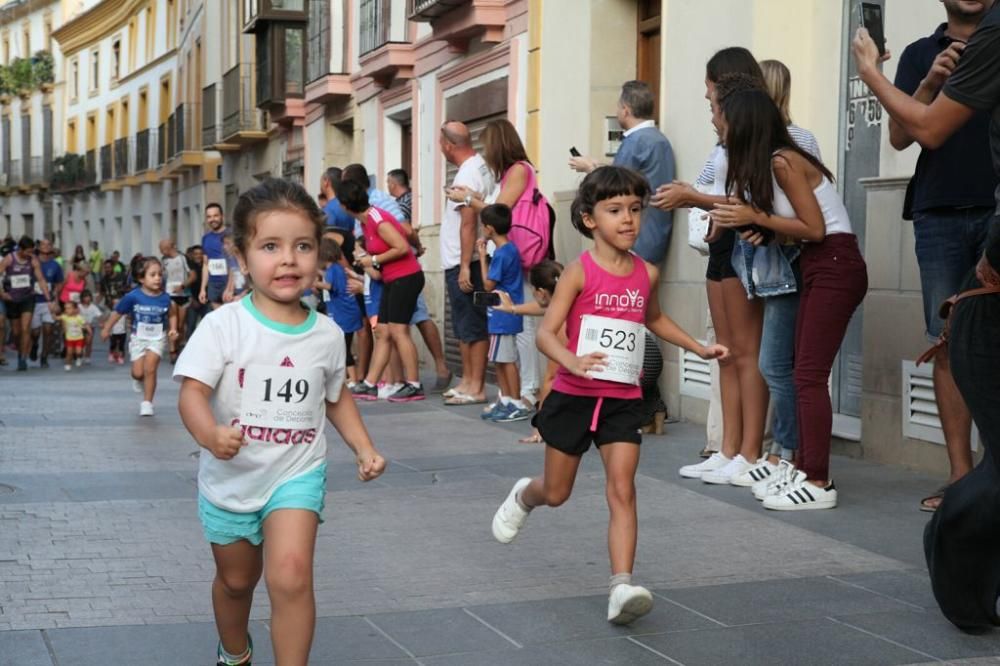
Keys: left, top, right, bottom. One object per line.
{"left": 32, "top": 258, "right": 52, "bottom": 302}
{"left": 178, "top": 378, "right": 246, "bottom": 460}
{"left": 535, "top": 261, "right": 607, "bottom": 377}
{"left": 101, "top": 311, "right": 123, "bottom": 340}
{"left": 168, "top": 301, "right": 179, "bottom": 339}
{"left": 476, "top": 239, "right": 494, "bottom": 290}
{"left": 325, "top": 385, "right": 386, "bottom": 481}
{"left": 497, "top": 290, "right": 545, "bottom": 317}
{"left": 710, "top": 154, "right": 826, "bottom": 243}
{"left": 644, "top": 265, "right": 730, "bottom": 362}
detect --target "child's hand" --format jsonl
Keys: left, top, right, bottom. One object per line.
{"left": 497, "top": 290, "right": 515, "bottom": 313}
{"left": 699, "top": 344, "right": 730, "bottom": 363}
{"left": 100, "top": 327, "right": 110, "bottom": 341}
{"left": 168, "top": 329, "right": 179, "bottom": 341}
{"left": 568, "top": 352, "right": 607, "bottom": 379}
{"left": 475, "top": 238, "right": 487, "bottom": 255}
{"left": 356, "top": 449, "right": 386, "bottom": 481}
{"left": 208, "top": 425, "right": 247, "bottom": 460}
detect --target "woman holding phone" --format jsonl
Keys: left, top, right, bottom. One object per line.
{"left": 710, "top": 87, "right": 868, "bottom": 510}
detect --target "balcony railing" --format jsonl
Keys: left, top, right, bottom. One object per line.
{"left": 99, "top": 144, "right": 112, "bottom": 182}
{"left": 157, "top": 122, "right": 168, "bottom": 167}
{"left": 408, "top": 0, "right": 466, "bottom": 21}
{"left": 27, "top": 156, "right": 47, "bottom": 185}
{"left": 113, "top": 137, "right": 128, "bottom": 180}
{"left": 9, "top": 159, "right": 21, "bottom": 187}
{"left": 166, "top": 114, "right": 176, "bottom": 160}
{"left": 85, "top": 149, "right": 96, "bottom": 183}
{"left": 202, "top": 83, "right": 219, "bottom": 148}
{"left": 359, "top": 0, "right": 391, "bottom": 56}
{"left": 135, "top": 128, "right": 151, "bottom": 172}
{"left": 222, "top": 63, "right": 266, "bottom": 141}
{"left": 175, "top": 104, "right": 186, "bottom": 155}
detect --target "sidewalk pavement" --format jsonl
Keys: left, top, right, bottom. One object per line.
{"left": 1, "top": 351, "right": 999, "bottom": 665}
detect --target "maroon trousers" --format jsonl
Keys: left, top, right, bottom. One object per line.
{"left": 795, "top": 234, "right": 868, "bottom": 481}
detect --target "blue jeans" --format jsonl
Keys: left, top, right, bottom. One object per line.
{"left": 913, "top": 207, "right": 993, "bottom": 342}
{"left": 759, "top": 290, "right": 799, "bottom": 452}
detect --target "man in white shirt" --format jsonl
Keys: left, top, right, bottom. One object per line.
{"left": 439, "top": 121, "right": 495, "bottom": 404}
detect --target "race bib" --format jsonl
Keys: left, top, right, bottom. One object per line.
{"left": 575, "top": 315, "right": 645, "bottom": 385}
{"left": 137, "top": 322, "right": 163, "bottom": 339}
{"left": 10, "top": 274, "right": 30, "bottom": 289}
{"left": 69, "top": 292, "right": 81, "bottom": 303}
{"left": 240, "top": 365, "right": 325, "bottom": 430}
{"left": 208, "top": 258, "right": 228, "bottom": 277}
{"left": 166, "top": 281, "right": 183, "bottom": 294}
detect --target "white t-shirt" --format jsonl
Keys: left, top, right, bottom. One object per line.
{"left": 173, "top": 298, "right": 346, "bottom": 512}
{"left": 162, "top": 254, "right": 188, "bottom": 294}
{"left": 439, "top": 153, "right": 495, "bottom": 270}
{"left": 79, "top": 302, "right": 103, "bottom": 326}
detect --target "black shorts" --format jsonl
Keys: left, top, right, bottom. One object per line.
{"left": 379, "top": 271, "right": 424, "bottom": 325}
{"left": 171, "top": 295, "right": 190, "bottom": 306}
{"left": 5, "top": 298, "right": 35, "bottom": 320}
{"left": 706, "top": 229, "right": 738, "bottom": 282}
{"left": 533, "top": 389, "right": 643, "bottom": 456}
{"left": 444, "top": 265, "right": 488, "bottom": 343}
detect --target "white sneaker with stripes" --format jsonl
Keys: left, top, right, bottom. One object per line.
{"left": 752, "top": 460, "right": 802, "bottom": 500}
{"left": 763, "top": 479, "right": 838, "bottom": 511}
{"left": 679, "top": 453, "right": 730, "bottom": 479}
{"left": 731, "top": 458, "right": 777, "bottom": 488}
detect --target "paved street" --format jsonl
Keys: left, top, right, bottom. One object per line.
{"left": 2, "top": 347, "right": 1000, "bottom": 665}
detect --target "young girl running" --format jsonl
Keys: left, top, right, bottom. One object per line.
{"left": 101, "top": 257, "right": 178, "bottom": 416}
{"left": 175, "top": 179, "right": 385, "bottom": 666}
{"left": 710, "top": 88, "right": 868, "bottom": 510}
{"left": 316, "top": 238, "right": 363, "bottom": 385}
{"left": 492, "top": 167, "right": 729, "bottom": 624}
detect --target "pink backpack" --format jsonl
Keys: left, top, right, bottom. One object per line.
{"left": 503, "top": 162, "right": 555, "bottom": 269}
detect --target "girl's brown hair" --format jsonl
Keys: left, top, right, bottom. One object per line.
{"left": 320, "top": 237, "right": 343, "bottom": 264}
{"left": 231, "top": 178, "right": 325, "bottom": 254}
{"left": 481, "top": 119, "right": 530, "bottom": 180}
{"left": 134, "top": 256, "right": 162, "bottom": 281}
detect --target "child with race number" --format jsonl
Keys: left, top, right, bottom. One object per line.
{"left": 101, "top": 257, "right": 178, "bottom": 416}
{"left": 175, "top": 179, "right": 385, "bottom": 666}
{"left": 59, "top": 300, "right": 90, "bottom": 371}
{"left": 77, "top": 290, "right": 103, "bottom": 364}
{"left": 496, "top": 260, "right": 564, "bottom": 443}
{"left": 491, "top": 166, "right": 729, "bottom": 625}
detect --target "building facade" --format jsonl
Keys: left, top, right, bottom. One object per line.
{"left": 0, "top": 0, "right": 977, "bottom": 476}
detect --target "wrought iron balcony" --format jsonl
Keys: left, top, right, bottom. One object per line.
{"left": 27, "top": 156, "right": 47, "bottom": 185}
{"left": 113, "top": 137, "right": 128, "bottom": 179}
{"left": 9, "top": 159, "right": 21, "bottom": 187}
{"left": 157, "top": 122, "right": 168, "bottom": 167}
{"left": 222, "top": 63, "right": 267, "bottom": 145}
{"left": 135, "top": 128, "right": 151, "bottom": 173}
{"left": 408, "top": 0, "right": 467, "bottom": 21}
{"left": 99, "top": 144, "right": 112, "bottom": 182}
{"left": 202, "top": 83, "right": 219, "bottom": 148}
{"left": 85, "top": 149, "right": 96, "bottom": 184}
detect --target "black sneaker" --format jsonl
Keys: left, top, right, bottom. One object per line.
{"left": 39, "top": 358, "right": 49, "bottom": 369}
{"left": 351, "top": 382, "right": 378, "bottom": 401}
{"left": 29, "top": 342, "right": 37, "bottom": 362}
{"left": 387, "top": 383, "right": 425, "bottom": 403}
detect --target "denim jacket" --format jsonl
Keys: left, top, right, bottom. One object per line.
{"left": 731, "top": 239, "right": 799, "bottom": 299}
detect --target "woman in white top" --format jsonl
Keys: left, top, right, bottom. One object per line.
{"left": 711, "top": 88, "right": 869, "bottom": 511}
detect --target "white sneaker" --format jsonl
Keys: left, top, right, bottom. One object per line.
{"left": 731, "top": 458, "right": 777, "bottom": 488}
{"left": 492, "top": 478, "right": 532, "bottom": 544}
{"left": 378, "top": 382, "right": 403, "bottom": 400}
{"left": 763, "top": 479, "right": 838, "bottom": 511}
{"left": 702, "top": 454, "right": 752, "bottom": 485}
{"left": 64, "top": 364, "right": 71, "bottom": 371}
{"left": 74, "top": 358, "right": 82, "bottom": 367}
{"left": 132, "top": 378, "right": 143, "bottom": 393}
{"left": 607, "top": 584, "right": 653, "bottom": 625}
{"left": 139, "top": 401, "right": 154, "bottom": 417}
{"left": 752, "top": 460, "right": 804, "bottom": 500}
{"left": 679, "top": 453, "right": 730, "bottom": 479}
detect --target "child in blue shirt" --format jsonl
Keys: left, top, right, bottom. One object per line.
{"left": 317, "top": 238, "right": 363, "bottom": 385}
{"left": 477, "top": 204, "right": 531, "bottom": 422}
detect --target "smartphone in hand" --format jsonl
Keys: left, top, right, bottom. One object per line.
{"left": 570, "top": 147, "right": 581, "bottom": 157}
{"left": 859, "top": 2, "right": 886, "bottom": 57}
{"left": 473, "top": 291, "right": 501, "bottom": 307}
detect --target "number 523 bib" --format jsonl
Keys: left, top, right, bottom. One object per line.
{"left": 240, "top": 365, "right": 325, "bottom": 430}
{"left": 575, "top": 314, "right": 646, "bottom": 386}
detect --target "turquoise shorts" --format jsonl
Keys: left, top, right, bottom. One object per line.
{"left": 198, "top": 463, "right": 327, "bottom": 546}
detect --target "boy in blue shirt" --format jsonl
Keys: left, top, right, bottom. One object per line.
{"left": 477, "top": 204, "right": 532, "bottom": 422}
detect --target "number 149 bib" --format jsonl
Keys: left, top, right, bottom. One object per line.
{"left": 575, "top": 315, "right": 645, "bottom": 386}
{"left": 240, "top": 365, "right": 324, "bottom": 429}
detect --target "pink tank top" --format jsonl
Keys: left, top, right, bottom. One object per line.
{"left": 363, "top": 207, "right": 421, "bottom": 283}
{"left": 553, "top": 251, "right": 650, "bottom": 400}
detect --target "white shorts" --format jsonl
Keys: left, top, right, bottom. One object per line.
{"left": 129, "top": 336, "right": 166, "bottom": 361}
{"left": 31, "top": 302, "right": 55, "bottom": 328}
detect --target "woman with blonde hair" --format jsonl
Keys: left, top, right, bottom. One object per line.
{"left": 760, "top": 59, "right": 821, "bottom": 159}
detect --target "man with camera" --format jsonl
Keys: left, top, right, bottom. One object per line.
{"left": 856, "top": 0, "right": 1000, "bottom": 631}
{"left": 889, "top": 0, "right": 998, "bottom": 512}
